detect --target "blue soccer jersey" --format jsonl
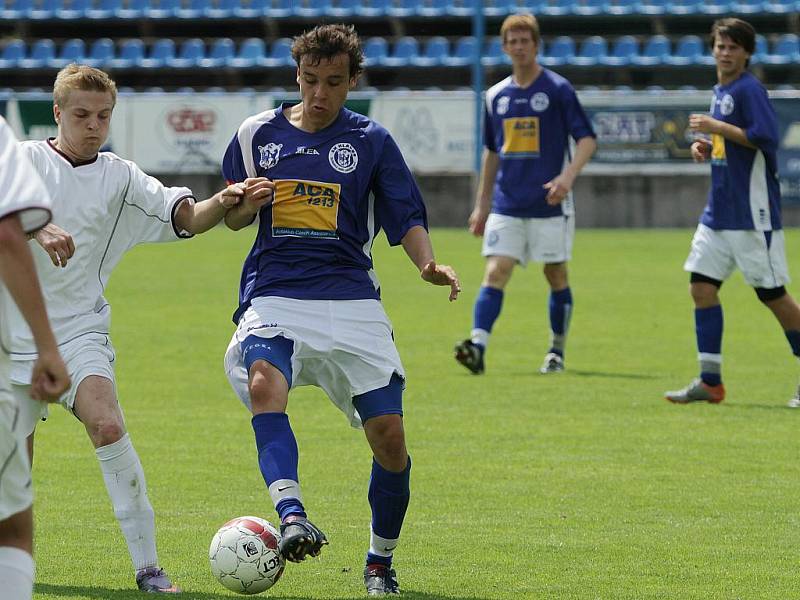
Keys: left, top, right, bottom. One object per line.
{"left": 701, "top": 71, "right": 781, "bottom": 231}
{"left": 484, "top": 70, "right": 595, "bottom": 219}
{"left": 223, "top": 104, "right": 428, "bottom": 322}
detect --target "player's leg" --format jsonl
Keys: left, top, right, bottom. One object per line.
{"left": 0, "top": 510, "right": 34, "bottom": 600}
{"left": 541, "top": 261, "right": 570, "bottom": 373}
{"left": 353, "top": 375, "right": 408, "bottom": 596}
{"left": 455, "top": 214, "right": 524, "bottom": 375}
{"left": 73, "top": 375, "right": 179, "bottom": 593}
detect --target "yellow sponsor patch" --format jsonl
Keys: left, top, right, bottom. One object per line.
{"left": 272, "top": 179, "right": 340, "bottom": 239}
{"left": 502, "top": 117, "right": 540, "bottom": 157}
{"left": 711, "top": 133, "right": 726, "bottom": 164}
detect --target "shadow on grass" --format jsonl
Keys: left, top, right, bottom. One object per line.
{"left": 35, "top": 583, "right": 481, "bottom": 600}
{"left": 568, "top": 369, "right": 659, "bottom": 380}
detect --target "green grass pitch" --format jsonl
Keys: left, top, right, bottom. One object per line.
{"left": 31, "top": 227, "right": 800, "bottom": 599}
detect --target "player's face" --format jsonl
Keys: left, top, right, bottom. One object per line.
{"left": 502, "top": 29, "right": 538, "bottom": 68}
{"left": 712, "top": 34, "right": 750, "bottom": 82}
{"left": 54, "top": 89, "right": 114, "bottom": 161}
{"left": 296, "top": 53, "right": 355, "bottom": 131}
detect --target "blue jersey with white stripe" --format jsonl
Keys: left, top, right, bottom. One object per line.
{"left": 223, "top": 104, "right": 427, "bottom": 322}
{"left": 702, "top": 71, "right": 781, "bottom": 231}
{"left": 484, "top": 69, "right": 595, "bottom": 218}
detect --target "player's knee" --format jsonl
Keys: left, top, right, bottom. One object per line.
{"left": 89, "top": 418, "right": 125, "bottom": 447}
{"left": 484, "top": 263, "right": 513, "bottom": 287}
{"left": 248, "top": 367, "right": 286, "bottom": 412}
{"left": 755, "top": 285, "right": 786, "bottom": 303}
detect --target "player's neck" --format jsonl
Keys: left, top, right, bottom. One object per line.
{"left": 717, "top": 67, "right": 746, "bottom": 87}
{"left": 512, "top": 63, "right": 542, "bottom": 88}
{"left": 285, "top": 104, "right": 337, "bottom": 134}
{"left": 53, "top": 135, "right": 97, "bottom": 164}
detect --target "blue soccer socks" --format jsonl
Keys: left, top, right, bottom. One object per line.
{"left": 695, "top": 305, "right": 723, "bottom": 386}
{"left": 366, "top": 457, "right": 411, "bottom": 568}
{"left": 471, "top": 286, "right": 504, "bottom": 349}
{"left": 785, "top": 329, "right": 800, "bottom": 358}
{"left": 548, "top": 287, "right": 573, "bottom": 357}
{"left": 251, "top": 412, "right": 305, "bottom": 521}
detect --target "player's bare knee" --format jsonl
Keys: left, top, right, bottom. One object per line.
{"left": 248, "top": 368, "right": 287, "bottom": 413}
{"left": 484, "top": 261, "right": 513, "bottom": 288}
{"left": 88, "top": 417, "right": 125, "bottom": 448}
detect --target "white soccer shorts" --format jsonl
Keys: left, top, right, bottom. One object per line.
{"left": 482, "top": 213, "right": 574, "bottom": 266}
{"left": 0, "top": 401, "right": 33, "bottom": 520}
{"left": 684, "top": 223, "right": 790, "bottom": 288}
{"left": 10, "top": 333, "right": 117, "bottom": 437}
{"left": 224, "top": 296, "right": 405, "bottom": 428}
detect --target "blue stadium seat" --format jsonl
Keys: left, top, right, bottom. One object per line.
{"left": 109, "top": 39, "right": 144, "bottom": 68}
{"left": 0, "top": 0, "right": 30, "bottom": 19}
{"left": 763, "top": 0, "right": 796, "bottom": 13}
{"left": 49, "top": 38, "right": 85, "bottom": 68}
{"left": 410, "top": 36, "right": 449, "bottom": 67}
{"left": 174, "top": 0, "right": 209, "bottom": 17}
{"left": 763, "top": 33, "right": 800, "bottom": 65}
{"left": 116, "top": 0, "right": 147, "bottom": 18}
{"left": 174, "top": 86, "right": 195, "bottom": 93}
{"left": 386, "top": 0, "right": 418, "bottom": 17}
{"left": 327, "top": 0, "right": 358, "bottom": 15}
{"left": 145, "top": 0, "right": 179, "bottom": 17}
{"left": 600, "top": 35, "right": 639, "bottom": 66}
{"left": 443, "top": 36, "right": 476, "bottom": 67}
{"left": 730, "top": 0, "right": 764, "bottom": 13}
{"left": 252, "top": 0, "right": 291, "bottom": 17}
{"left": 751, "top": 34, "right": 768, "bottom": 65}
{"left": 28, "top": 0, "right": 60, "bottom": 18}
{"left": 415, "top": 0, "right": 446, "bottom": 14}
{"left": 84, "top": 38, "right": 114, "bottom": 68}
{"left": 645, "top": 85, "right": 664, "bottom": 93}
{"left": 204, "top": 0, "right": 237, "bottom": 15}
{"left": 200, "top": 37, "right": 234, "bottom": 68}
{"left": 55, "top": 0, "right": 90, "bottom": 17}
{"left": 227, "top": 38, "right": 265, "bottom": 68}
{"left": 483, "top": 0, "right": 514, "bottom": 15}
{"left": 667, "top": 35, "right": 711, "bottom": 66}
{"left": 605, "top": 0, "right": 637, "bottom": 14}
{"left": 481, "top": 36, "right": 507, "bottom": 67}
{"left": 380, "top": 36, "right": 419, "bottom": 67}
{"left": 263, "top": 38, "right": 293, "bottom": 68}
{"left": 571, "top": 0, "right": 605, "bottom": 15}
{"left": 570, "top": 36, "right": 607, "bottom": 66}
{"left": 698, "top": 0, "right": 731, "bottom": 14}
{"left": 168, "top": 38, "right": 205, "bottom": 68}
{"left": 635, "top": 0, "right": 667, "bottom": 15}
{"left": 0, "top": 40, "right": 25, "bottom": 69}
{"left": 140, "top": 39, "right": 175, "bottom": 68}
{"left": 363, "top": 37, "right": 388, "bottom": 67}
{"left": 445, "top": 0, "right": 472, "bottom": 16}
{"left": 19, "top": 39, "right": 55, "bottom": 68}
{"left": 664, "top": 0, "right": 702, "bottom": 14}
{"left": 540, "top": 35, "right": 574, "bottom": 67}
{"left": 355, "top": 0, "right": 388, "bottom": 16}
{"left": 293, "top": 0, "right": 328, "bottom": 17}
{"left": 631, "top": 35, "right": 670, "bottom": 66}
{"left": 540, "top": 0, "right": 572, "bottom": 16}
{"left": 84, "top": 0, "right": 121, "bottom": 18}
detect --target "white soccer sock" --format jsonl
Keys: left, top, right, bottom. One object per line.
{"left": 95, "top": 434, "right": 158, "bottom": 572}
{"left": 0, "top": 546, "right": 34, "bottom": 600}
{"left": 470, "top": 328, "right": 489, "bottom": 348}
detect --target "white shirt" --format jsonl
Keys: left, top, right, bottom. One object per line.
{"left": 0, "top": 117, "right": 52, "bottom": 406}
{"left": 2, "top": 139, "right": 194, "bottom": 358}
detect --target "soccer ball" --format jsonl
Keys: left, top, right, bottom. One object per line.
{"left": 209, "top": 516, "right": 285, "bottom": 595}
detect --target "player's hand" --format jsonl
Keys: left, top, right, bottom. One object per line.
{"left": 243, "top": 177, "right": 275, "bottom": 214}
{"left": 219, "top": 182, "right": 245, "bottom": 208}
{"left": 689, "top": 113, "right": 719, "bottom": 135}
{"left": 691, "top": 138, "right": 712, "bottom": 163}
{"left": 30, "top": 349, "right": 70, "bottom": 403}
{"left": 468, "top": 207, "right": 489, "bottom": 237}
{"left": 420, "top": 260, "right": 461, "bottom": 302}
{"left": 543, "top": 172, "right": 575, "bottom": 206}
{"left": 34, "top": 223, "right": 75, "bottom": 268}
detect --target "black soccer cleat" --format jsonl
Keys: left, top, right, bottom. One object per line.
{"left": 364, "top": 564, "right": 399, "bottom": 596}
{"left": 279, "top": 517, "right": 328, "bottom": 562}
{"left": 454, "top": 339, "right": 484, "bottom": 374}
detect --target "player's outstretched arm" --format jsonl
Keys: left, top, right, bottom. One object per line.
{"left": 401, "top": 225, "right": 461, "bottom": 302}
{"left": 469, "top": 150, "right": 500, "bottom": 237}
{"left": 174, "top": 182, "right": 248, "bottom": 235}
{"left": 224, "top": 178, "right": 275, "bottom": 231}
{"left": 0, "top": 213, "right": 70, "bottom": 402}
{"left": 544, "top": 136, "right": 597, "bottom": 206}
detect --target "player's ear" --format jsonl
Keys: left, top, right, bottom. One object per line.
{"left": 296, "top": 68, "right": 301, "bottom": 86}
{"left": 53, "top": 104, "right": 61, "bottom": 125}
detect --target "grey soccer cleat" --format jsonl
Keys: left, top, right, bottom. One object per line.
{"left": 135, "top": 567, "right": 181, "bottom": 594}
{"left": 364, "top": 564, "right": 399, "bottom": 596}
{"left": 664, "top": 378, "right": 725, "bottom": 404}
{"left": 279, "top": 517, "right": 328, "bottom": 562}
{"left": 454, "top": 339, "right": 484, "bottom": 374}
{"left": 539, "top": 352, "right": 564, "bottom": 374}
{"left": 788, "top": 384, "right": 800, "bottom": 408}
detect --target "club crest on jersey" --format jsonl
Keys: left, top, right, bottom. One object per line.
{"left": 720, "top": 94, "right": 734, "bottom": 116}
{"left": 496, "top": 96, "right": 510, "bottom": 115}
{"left": 258, "top": 143, "right": 283, "bottom": 169}
{"left": 531, "top": 92, "right": 549, "bottom": 112}
{"left": 329, "top": 142, "right": 358, "bottom": 174}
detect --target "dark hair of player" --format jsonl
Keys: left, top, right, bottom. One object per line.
{"left": 710, "top": 18, "right": 756, "bottom": 66}
{"left": 291, "top": 24, "right": 364, "bottom": 80}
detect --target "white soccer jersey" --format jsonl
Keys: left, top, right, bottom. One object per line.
{"left": 0, "top": 139, "right": 194, "bottom": 359}
{"left": 0, "top": 117, "right": 52, "bottom": 408}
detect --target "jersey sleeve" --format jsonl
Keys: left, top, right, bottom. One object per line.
{"left": 560, "top": 83, "right": 596, "bottom": 142}
{"left": 372, "top": 133, "right": 428, "bottom": 246}
{"left": 0, "top": 120, "right": 51, "bottom": 232}
{"left": 222, "top": 133, "right": 248, "bottom": 184}
{"left": 118, "top": 160, "right": 195, "bottom": 246}
{"left": 483, "top": 100, "right": 498, "bottom": 153}
{"left": 740, "top": 84, "right": 778, "bottom": 153}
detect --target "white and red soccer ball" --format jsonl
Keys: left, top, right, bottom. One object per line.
{"left": 209, "top": 516, "right": 285, "bottom": 595}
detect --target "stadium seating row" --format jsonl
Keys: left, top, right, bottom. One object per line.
{"left": 1, "top": 34, "right": 798, "bottom": 70}
{"left": 0, "top": 0, "right": 797, "bottom": 20}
